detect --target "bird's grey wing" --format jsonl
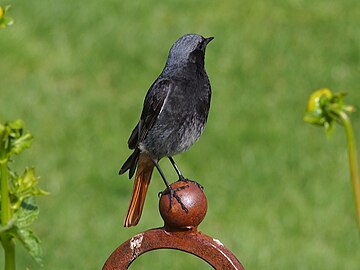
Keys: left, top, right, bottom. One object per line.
{"left": 127, "top": 78, "right": 173, "bottom": 149}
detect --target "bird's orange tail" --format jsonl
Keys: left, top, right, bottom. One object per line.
{"left": 124, "top": 153, "right": 154, "bottom": 227}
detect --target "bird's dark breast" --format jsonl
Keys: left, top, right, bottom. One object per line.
{"left": 141, "top": 76, "right": 211, "bottom": 158}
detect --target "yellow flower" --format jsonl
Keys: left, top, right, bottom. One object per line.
{"left": 306, "top": 88, "right": 332, "bottom": 112}
{"left": 0, "top": 5, "right": 14, "bottom": 28}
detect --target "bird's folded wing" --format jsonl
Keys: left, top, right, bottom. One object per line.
{"left": 127, "top": 78, "right": 174, "bottom": 149}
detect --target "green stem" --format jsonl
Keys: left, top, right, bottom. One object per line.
{"left": 338, "top": 110, "right": 360, "bottom": 233}
{"left": 0, "top": 160, "right": 16, "bottom": 270}
{"left": 1, "top": 236, "right": 15, "bottom": 270}
{"left": 1, "top": 161, "right": 11, "bottom": 225}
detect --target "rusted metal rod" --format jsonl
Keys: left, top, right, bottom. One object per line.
{"left": 103, "top": 180, "right": 245, "bottom": 270}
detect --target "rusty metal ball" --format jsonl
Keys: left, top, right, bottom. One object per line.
{"left": 159, "top": 180, "right": 207, "bottom": 230}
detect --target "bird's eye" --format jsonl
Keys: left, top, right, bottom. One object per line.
{"left": 196, "top": 40, "right": 204, "bottom": 50}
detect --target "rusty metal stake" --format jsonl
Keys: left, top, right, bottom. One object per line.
{"left": 103, "top": 180, "right": 245, "bottom": 270}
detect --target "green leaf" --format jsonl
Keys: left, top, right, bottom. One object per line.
{"left": 9, "top": 168, "right": 49, "bottom": 211}
{"left": 17, "top": 168, "right": 48, "bottom": 195}
{"left": 8, "top": 119, "right": 24, "bottom": 131}
{"left": 16, "top": 200, "right": 39, "bottom": 228}
{"left": 19, "top": 167, "right": 38, "bottom": 191}
{"left": 304, "top": 111, "right": 326, "bottom": 126}
{"left": 14, "top": 227, "right": 43, "bottom": 265}
{"left": 1, "top": 119, "right": 33, "bottom": 160}
{"left": 324, "top": 120, "right": 334, "bottom": 138}
{"left": 10, "top": 133, "right": 33, "bottom": 156}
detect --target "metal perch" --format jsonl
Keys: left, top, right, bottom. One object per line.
{"left": 103, "top": 180, "right": 245, "bottom": 270}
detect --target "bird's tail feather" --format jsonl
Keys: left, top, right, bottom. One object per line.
{"left": 119, "top": 148, "right": 140, "bottom": 179}
{"left": 124, "top": 153, "right": 154, "bottom": 227}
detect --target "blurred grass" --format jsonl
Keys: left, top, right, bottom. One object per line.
{"left": 1, "top": 0, "right": 360, "bottom": 269}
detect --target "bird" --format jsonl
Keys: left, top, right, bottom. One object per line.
{"left": 119, "top": 33, "right": 214, "bottom": 227}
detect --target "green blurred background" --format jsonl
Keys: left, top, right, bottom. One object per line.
{"left": 1, "top": 0, "right": 360, "bottom": 269}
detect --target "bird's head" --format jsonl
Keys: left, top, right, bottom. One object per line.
{"left": 165, "top": 34, "right": 214, "bottom": 71}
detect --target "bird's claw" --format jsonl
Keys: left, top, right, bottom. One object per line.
{"left": 178, "top": 178, "right": 204, "bottom": 190}
{"left": 159, "top": 185, "right": 189, "bottom": 213}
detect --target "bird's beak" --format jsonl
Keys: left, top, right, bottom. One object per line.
{"left": 204, "top": 37, "right": 214, "bottom": 45}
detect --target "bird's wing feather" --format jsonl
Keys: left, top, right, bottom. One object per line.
{"left": 127, "top": 78, "right": 173, "bottom": 149}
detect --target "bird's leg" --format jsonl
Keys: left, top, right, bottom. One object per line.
{"left": 168, "top": 156, "right": 204, "bottom": 190}
{"left": 152, "top": 158, "right": 171, "bottom": 188}
{"left": 168, "top": 156, "right": 185, "bottom": 180}
{"left": 151, "top": 158, "right": 188, "bottom": 213}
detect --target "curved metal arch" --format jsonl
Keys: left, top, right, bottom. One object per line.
{"left": 102, "top": 227, "right": 244, "bottom": 270}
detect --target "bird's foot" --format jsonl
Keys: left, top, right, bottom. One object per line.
{"left": 178, "top": 178, "right": 204, "bottom": 190}
{"left": 159, "top": 185, "right": 189, "bottom": 213}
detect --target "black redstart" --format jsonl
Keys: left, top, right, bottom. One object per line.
{"left": 119, "top": 33, "right": 213, "bottom": 227}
